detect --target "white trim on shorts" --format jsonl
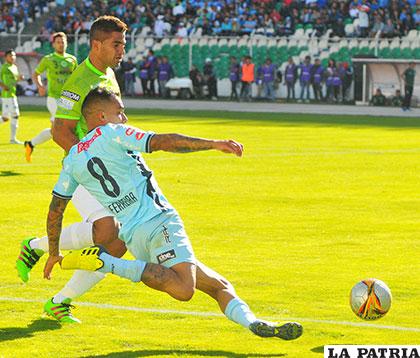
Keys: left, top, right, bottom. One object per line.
{"left": 71, "top": 185, "right": 113, "bottom": 223}
{"left": 1, "top": 97, "right": 19, "bottom": 118}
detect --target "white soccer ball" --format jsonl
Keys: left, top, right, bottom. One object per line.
{"left": 350, "top": 278, "right": 392, "bottom": 320}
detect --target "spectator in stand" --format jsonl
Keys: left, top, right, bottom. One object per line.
{"left": 357, "top": 1, "right": 370, "bottom": 37}
{"left": 203, "top": 58, "right": 218, "bottom": 100}
{"left": 311, "top": 58, "right": 324, "bottom": 101}
{"left": 176, "top": 22, "right": 188, "bottom": 37}
{"left": 325, "top": 59, "right": 336, "bottom": 102}
{"left": 229, "top": 56, "right": 240, "bottom": 101}
{"left": 299, "top": 56, "right": 312, "bottom": 102}
{"left": 331, "top": 18, "right": 345, "bottom": 37}
{"left": 402, "top": 61, "right": 416, "bottom": 111}
{"left": 121, "top": 57, "right": 136, "bottom": 97}
{"left": 341, "top": 62, "right": 353, "bottom": 102}
{"left": 138, "top": 56, "right": 149, "bottom": 97}
{"left": 284, "top": 57, "right": 298, "bottom": 101}
{"left": 381, "top": 18, "right": 395, "bottom": 38}
{"left": 370, "top": 15, "right": 385, "bottom": 37}
{"left": 313, "top": 17, "right": 327, "bottom": 37}
{"left": 332, "top": 63, "right": 343, "bottom": 102}
{"left": 189, "top": 64, "right": 203, "bottom": 99}
{"left": 240, "top": 56, "right": 254, "bottom": 102}
{"left": 370, "top": 88, "right": 386, "bottom": 106}
{"left": 414, "top": 9, "right": 420, "bottom": 26}
{"left": 391, "top": 89, "right": 403, "bottom": 107}
{"left": 157, "top": 56, "right": 173, "bottom": 98}
{"left": 146, "top": 50, "right": 157, "bottom": 97}
{"left": 261, "top": 58, "right": 276, "bottom": 101}
{"left": 154, "top": 15, "right": 166, "bottom": 38}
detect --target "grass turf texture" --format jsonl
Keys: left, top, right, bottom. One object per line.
{"left": 0, "top": 107, "right": 419, "bottom": 357}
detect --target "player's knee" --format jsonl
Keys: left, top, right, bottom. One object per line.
{"left": 92, "top": 216, "right": 119, "bottom": 245}
{"left": 177, "top": 285, "right": 195, "bottom": 302}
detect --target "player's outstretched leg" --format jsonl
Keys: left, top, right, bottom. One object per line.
{"left": 16, "top": 237, "right": 44, "bottom": 283}
{"left": 195, "top": 261, "right": 303, "bottom": 340}
{"left": 16, "top": 222, "right": 95, "bottom": 283}
{"left": 62, "top": 245, "right": 196, "bottom": 301}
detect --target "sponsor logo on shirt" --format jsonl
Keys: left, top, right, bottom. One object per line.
{"left": 62, "top": 90, "right": 80, "bottom": 101}
{"left": 58, "top": 97, "right": 75, "bottom": 110}
{"left": 125, "top": 127, "right": 145, "bottom": 140}
{"left": 77, "top": 128, "right": 102, "bottom": 153}
{"left": 157, "top": 249, "right": 176, "bottom": 264}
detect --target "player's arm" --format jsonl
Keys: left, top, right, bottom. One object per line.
{"left": 52, "top": 118, "right": 79, "bottom": 151}
{"left": 0, "top": 69, "right": 9, "bottom": 91}
{"left": 150, "top": 133, "right": 243, "bottom": 157}
{"left": 32, "top": 71, "right": 46, "bottom": 96}
{"left": 44, "top": 194, "right": 70, "bottom": 279}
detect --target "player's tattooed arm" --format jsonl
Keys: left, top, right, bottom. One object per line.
{"left": 44, "top": 195, "right": 70, "bottom": 279}
{"left": 52, "top": 118, "right": 79, "bottom": 152}
{"left": 150, "top": 133, "right": 243, "bottom": 157}
{"left": 46, "top": 195, "right": 70, "bottom": 256}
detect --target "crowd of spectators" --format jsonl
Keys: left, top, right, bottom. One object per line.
{"left": 35, "top": 0, "right": 419, "bottom": 39}
{"left": 0, "top": 0, "right": 51, "bottom": 33}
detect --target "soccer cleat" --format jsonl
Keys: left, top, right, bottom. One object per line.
{"left": 44, "top": 298, "right": 81, "bottom": 324}
{"left": 249, "top": 320, "right": 303, "bottom": 340}
{"left": 16, "top": 237, "right": 44, "bottom": 283}
{"left": 24, "top": 141, "right": 34, "bottom": 162}
{"left": 61, "top": 246, "right": 105, "bottom": 271}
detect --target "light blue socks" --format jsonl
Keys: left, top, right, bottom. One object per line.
{"left": 224, "top": 298, "right": 257, "bottom": 328}
{"left": 98, "top": 252, "right": 146, "bottom": 282}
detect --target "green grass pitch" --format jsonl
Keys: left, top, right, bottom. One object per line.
{"left": 0, "top": 107, "right": 419, "bottom": 357}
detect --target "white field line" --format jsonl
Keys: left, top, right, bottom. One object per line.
{"left": 0, "top": 296, "right": 419, "bottom": 333}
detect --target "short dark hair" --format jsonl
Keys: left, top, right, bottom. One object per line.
{"left": 5, "top": 49, "right": 15, "bottom": 56}
{"left": 82, "top": 87, "right": 117, "bottom": 118}
{"left": 52, "top": 32, "right": 67, "bottom": 42}
{"left": 90, "top": 16, "right": 128, "bottom": 44}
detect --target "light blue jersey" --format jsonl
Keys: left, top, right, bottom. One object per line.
{"left": 53, "top": 123, "right": 175, "bottom": 244}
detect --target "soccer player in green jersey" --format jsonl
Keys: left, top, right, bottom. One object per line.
{"left": 402, "top": 62, "right": 416, "bottom": 111}
{"left": 16, "top": 16, "right": 128, "bottom": 323}
{"left": 24, "top": 32, "right": 77, "bottom": 162}
{"left": 0, "top": 49, "right": 24, "bottom": 144}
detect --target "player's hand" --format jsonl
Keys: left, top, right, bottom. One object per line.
{"left": 43, "top": 254, "right": 63, "bottom": 280}
{"left": 38, "top": 86, "right": 47, "bottom": 97}
{"left": 215, "top": 140, "right": 243, "bottom": 157}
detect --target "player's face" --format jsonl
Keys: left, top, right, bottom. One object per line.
{"left": 5, "top": 52, "right": 16, "bottom": 64}
{"left": 98, "top": 31, "right": 126, "bottom": 68}
{"left": 53, "top": 36, "right": 67, "bottom": 54}
{"left": 102, "top": 96, "right": 127, "bottom": 125}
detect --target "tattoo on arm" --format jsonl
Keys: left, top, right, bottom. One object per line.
{"left": 151, "top": 134, "right": 215, "bottom": 153}
{"left": 47, "top": 196, "right": 69, "bottom": 256}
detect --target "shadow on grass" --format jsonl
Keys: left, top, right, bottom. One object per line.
{"left": 0, "top": 170, "right": 22, "bottom": 177}
{"left": 0, "top": 318, "right": 61, "bottom": 342}
{"left": 82, "top": 350, "right": 287, "bottom": 358}
{"left": 127, "top": 109, "right": 420, "bottom": 130}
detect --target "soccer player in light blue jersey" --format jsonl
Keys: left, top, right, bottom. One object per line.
{"left": 44, "top": 88, "right": 303, "bottom": 340}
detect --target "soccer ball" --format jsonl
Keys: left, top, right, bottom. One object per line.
{"left": 349, "top": 278, "right": 392, "bottom": 320}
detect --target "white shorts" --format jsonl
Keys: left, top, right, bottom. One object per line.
{"left": 1, "top": 97, "right": 19, "bottom": 118}
{"left": 46, "top": 97, "right": 58, "bottom": 122}
{"left": 72, "top": 185, "right": 113, "bottom": 223}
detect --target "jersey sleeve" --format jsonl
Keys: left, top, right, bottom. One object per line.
{"left": 35, "top": 57, "right": 47, "bottom": 74}
{"left": 52, "top": 160, "right": 79, "bottom": 199}
{"left": 108, "top": 124, "right": 155, "bottom": 153}
{"left": 55, "top": 84, "right": 83, "bottom": 121}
